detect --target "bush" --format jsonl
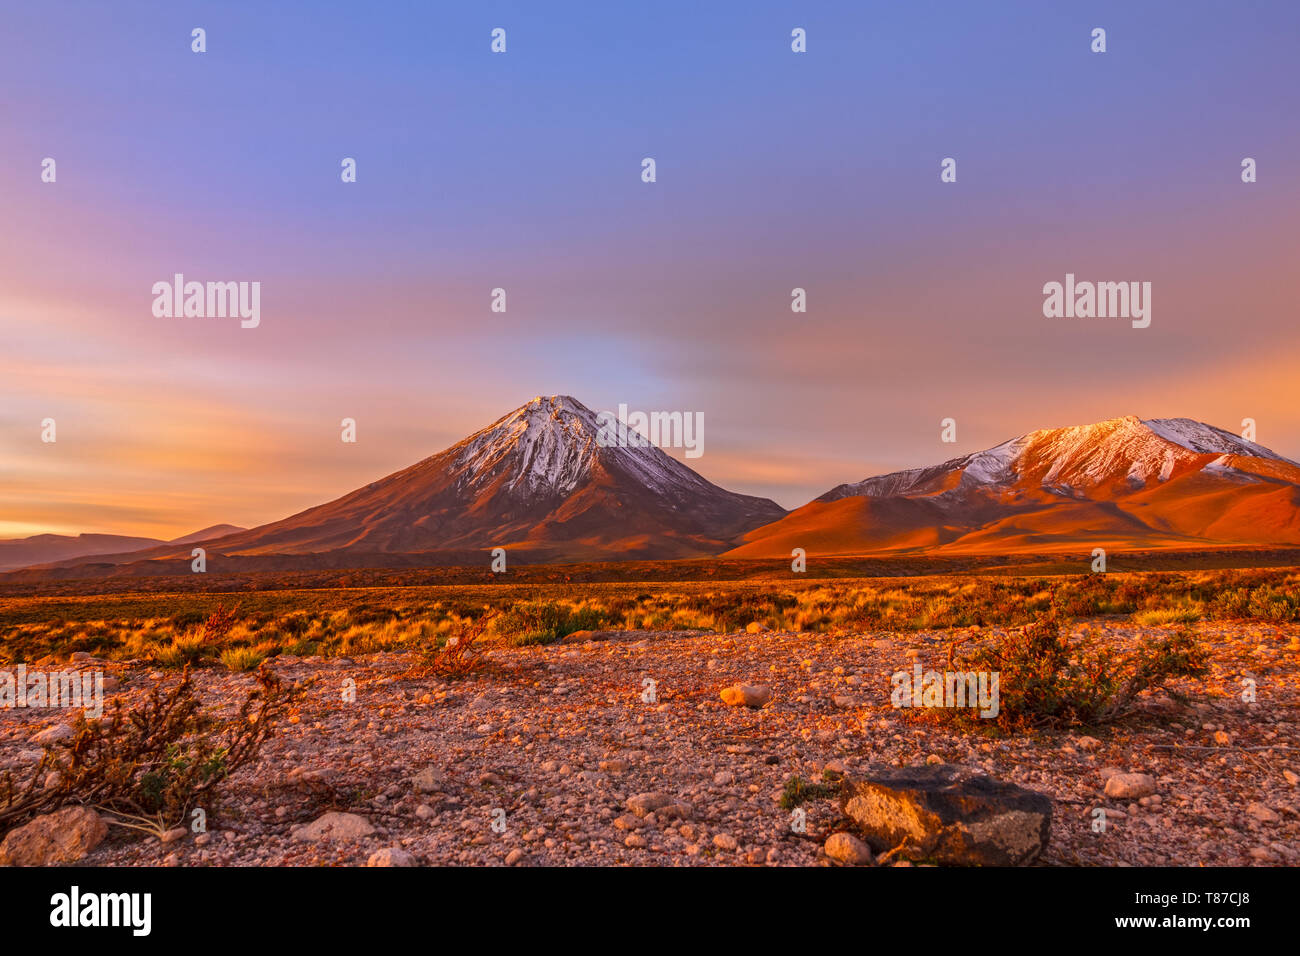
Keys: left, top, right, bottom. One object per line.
{"left": 1132, "top": 606, "right": 1203, "bottom": 626}
{"left": 0, "top": 665, "right": 297, "bottom": 833}
{"left": 945, "top": 607, "right": 1208, "bottom": 729}
{"left": 495, "top": 601, "right": 607, "bottom": 646}
{"left": 406, "top": 614, "right": 496, "bottom": 678}
{"left": 220, "top": 646, "right": 268, "bottom": 672}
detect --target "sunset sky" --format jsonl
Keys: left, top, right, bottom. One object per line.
{"left": 3, "top": 0, "right": 1300, "bottom": 539}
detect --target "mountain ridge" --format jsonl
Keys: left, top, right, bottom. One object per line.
{"left": 7, "top": 405, "right": 1300, "bottom": 577}
{"left": 728, "top": 415, "right": 1300, "bottom": 558}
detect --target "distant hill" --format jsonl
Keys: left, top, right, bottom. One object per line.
{"left": 0, "top": 524, "right": 247, "bottom": 573}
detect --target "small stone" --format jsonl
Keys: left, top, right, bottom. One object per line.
{"left": 720, "top": 684, "right": 772, "bottom": 708}
{"left": 712, "top": 833, "right": 738, "bottom": 850}
{"left": 411, "top": 767, "right": 447, "bottom": 793}
{"left": 624, "top": 834, "right": 647, "bottom": 848}
{"left": 0, "top": 807, "right": 107, "bottom": 865}
{"left": 505, "top": 848, "right": 525, "bottom": 865}
{"left": 161, "top": 827, "right": 187, "bottom": 844}
{"left": 745, "top": 622, "right": 770, "bottom": 634}
{"left": 1104, "top": 773, "right": 1156, "bottom": 800}
{"left": 29, "top": 724, "right": 75, "bottom": 746}
{"left": 824, "top": 831, "right": 873, "bottom": 866}
{"left": 291, "top": 811, "right": 376, "bottom": 843}
{"left": 367, "top": 847, "right": 417, "bottom": 867}
{"left": 713, "top": 770, "right": 735, "bottom": 785}
{"left": 625, "top": 792, "right": 675, "bottom": 817}
{"left": 1247, "top": 803, "right": 1280, "bottom": 825}
{"left": 1075, "top": 736, "right": 1101, "bottom": 752}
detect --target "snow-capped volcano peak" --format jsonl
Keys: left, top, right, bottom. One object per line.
{"left": 173, "top": 395, "right": 784, "bottom": 561}
{"left": 1140, "top": 417, "right": 1287, "bottom": 461}
{"left": 450, "top": 395, "right": 605, "bottom": 498}
{"left": 447, "top": 395, "right": 716, "bottom": 502}
{"left": 823, "top": 415, "right": 1299, "bottom": 502}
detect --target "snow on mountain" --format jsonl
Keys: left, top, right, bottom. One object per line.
{"left": 733, "top": 415, "right": 1300, "bottom": 558}
{"left": 442, "top": 396, "right": 715, "bottom": 504}
{"left": 107, "top": 395, "right": 788, "bottom": 564}
{"left": 825, "top": 415, "right": 1299, "bottom": 502}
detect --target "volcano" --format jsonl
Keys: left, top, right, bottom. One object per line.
{"left": 726, "top": 416, "right": 1300, "bottom": 557}
{"left": 155, "top": 395, "right": 784, "bottom": 565}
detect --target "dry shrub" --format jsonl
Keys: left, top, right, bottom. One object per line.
{"left": 944, "top": 605, "right": 1209, "bottom": 729}
{"left": 0, "top": 663, "right": 297, "bottom": 834}
{"left": 406, "top": 613, "right": 497, "bottom": 678}
{"left": 200, "top": 602, "right": 242, "bottom": 644}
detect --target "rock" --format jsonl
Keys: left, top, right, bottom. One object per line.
{"left": 712, "top": 833, "right": 738, "bottom": 850}
{"left": 1103, "top": 773, "right": 1156, "bottom": 800}
{"left": 598, "top": 759, "right": 630, "bottom": 774}
{"left": 713, "top": 770, "right": 735, "bottom": 785}
{"left": 411, "top": 767, "right": 447, "bottom": 793}
{"left": 505, "top": 848, "right": 525, "bottom": 865}
{"left": 70, "top": 651, "right": 96, "bottom": 662}
{"left": 720, "top": 684, "right": 772, "bottom": 708}
{"left": 291, "top": 812, "right": 376, "bottom": 843}
{"left": 1284, "top": 770, "right": 1299, "bottom": 787}
{"left": 841, "top": 765, "right": 1052, "bottom": 866}
{"left": 624, "top": 834, "right": 647, "bottom": 848}
{"left": 560, "top": 630, "right": 614, "bottom": 644}
{"left": 29, "top": 724, "right": 74, "bottom": 746}
{"left": 160, "top": 827, "right": 187, "bottom": 844}
{"left": 0, "top": 807, "right": 107, "bottom": 865}
{"left": 415, "top": 804, "right": 434, "bottom": 820}
{"left": 625, "top": 792, "right": 675, "bottom": 817}
{"left": 1075, "top": 736, "right": 1101, "bottom": 752}
{"left": 745, "top": 622, "right": 770, "bottom": 634}
{"left": 1247, "top": 803, "right": 1280, "bottom": 825}
{"left": 824, "top": 831, "right": 873, "bottom": 865}
{"left": 367, "top": 847, "right": 417, "bottom": 867}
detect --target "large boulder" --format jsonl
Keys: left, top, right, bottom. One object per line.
{"left": 0, "top": 807, "right": 108, "bottom": 866}
{"left": 840, "top": 765, "right": 1052, "bottom": 866}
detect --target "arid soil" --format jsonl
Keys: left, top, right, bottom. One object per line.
{"left": 3, "top": 620, "right": 1297, "bottom": 866}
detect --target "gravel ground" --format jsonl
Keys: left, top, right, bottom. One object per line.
{"left": 3, "top": 620, "right": 1297, "bottom": 866}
